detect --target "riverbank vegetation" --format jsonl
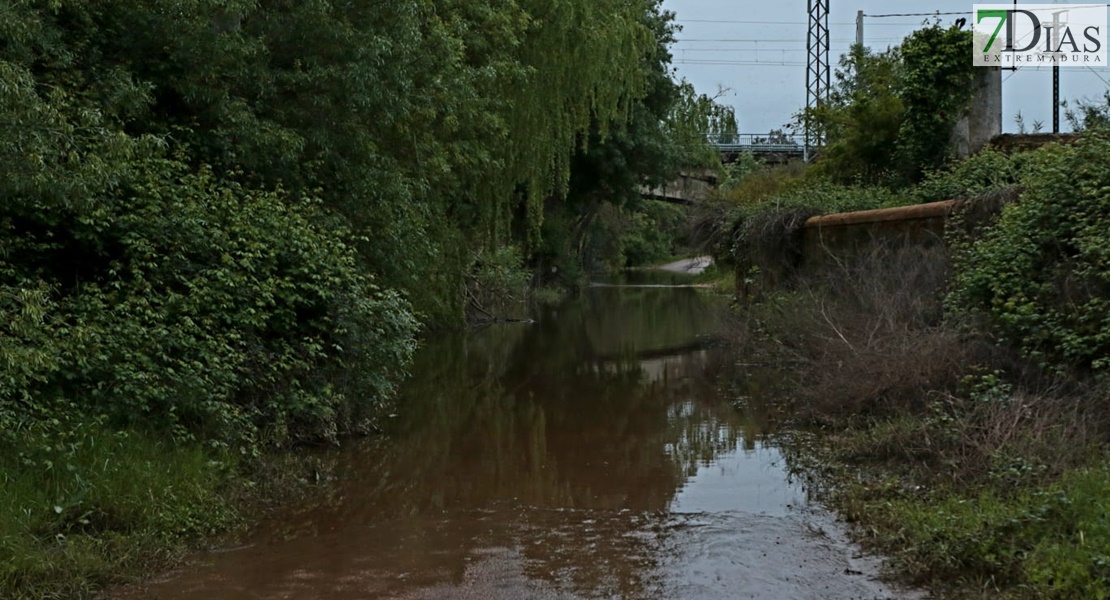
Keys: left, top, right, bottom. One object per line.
{"left": 709, "top": 24, "right": 1109, "bottom": 599}
{"left": 0, "top": 1, "right": 729, "bottom": 597}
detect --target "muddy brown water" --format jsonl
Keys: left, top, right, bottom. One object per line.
{"left": 123, "top": 273, "right": 917, "bottom": 600}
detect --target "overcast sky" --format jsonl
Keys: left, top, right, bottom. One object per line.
{"left": 660, "top": 0, "right": 1110, "bottom": 134}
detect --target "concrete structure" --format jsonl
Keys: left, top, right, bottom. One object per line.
{"left": 736, "top": 200, "right": 965, "bottom": 300}
{"left": 803, "top": 199, "right": 961, "bottom": 260}
{"left": 708, "top": 133, "right": 806, "bottom": 165}
{"left": 641, "top": 170, "right": 717, "bottom": 205}
{"left": 953, "top": 67, "right": 1003, "bottom": 158}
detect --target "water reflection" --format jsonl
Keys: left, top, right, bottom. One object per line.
{"left": 131, "top": 286, "right": 816, "bottom": 600}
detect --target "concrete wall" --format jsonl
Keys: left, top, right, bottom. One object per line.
{"left": 953, "top": 67, "right": 1003, "bottom": 158}
{"left": 802, "top": 200, "right": 960, "bottom": 264}
{"left": 736, "top": 200, "right": 962, "bottom": 300}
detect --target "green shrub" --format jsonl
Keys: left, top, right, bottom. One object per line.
{"left": 949, "top": 134, "right": 1110, "bottom": 374}
{"left": 466, "top": 246, "right": 531, "bottom": 321}
{"left": 894, "top": 25, "right": 975, "bottom": 184}
{"left": 874, "top": 464, "right": 1110, "bottom": 598}
{"left": 792, "top": 25, "right": 973, "bottom": 186}
{"left": 617, "top": 200, "right": 687, "bottom": 268}
{"left": 913, "top": 148, "right": 1031, "bottom": 205}
{"left": 723, "top": 179, "right": 906, "bottom": 267}
{"left": 1, "top": 158, "right": 418, "bottom": 450}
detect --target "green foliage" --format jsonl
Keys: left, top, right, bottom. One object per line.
{"left": 758, "top": 179, "right": 904, "bottom": 214}
{"left": 536, "top": 3, "right": 731, "bottom": 281}
{"left": 667, "top": 81, "right": 738, "bottom": 171}
{"left": 719, "top": 153, "right": 762, "bottom": 191}
{"left": 0, "top": 0, "right": 664, "bottom": 324}
{"left": 911, "top": 147, "right": 1029, "bottom": 204}
{"left": 700, "top": 160, "right": 909, "bottom": 273}
{"left": 1064, "top": 91, "right": 1110, "bottom": 132}
{"left": 584, "top": 200, "right": 687, "bottom": 271}
{"left": 794, "top": 25, "right": 974, "bottom": 186}
{"left": 865, "top": 464, "right": 1110, "bottom": 598}
{"left": 722, "top": 175, "right": 904, "bottom": 232}
{"left": 895, "top": 25, "right": 975, "bottom": 184}
{"left": 712, "top": 175, "right": 906, "bottom": 291}
{"left": 465, "top": 246, "right": 532, "bottom": 322}
{"left": 949, "top": 133, "right": 1110, "bottom": 373}
{"left": 0, "top": 0, "right": 710, "bottom": 595}
{"left": 2, "top": 157, "right": 418, "bottom": 448}
{"left": 0, "top": 421, "right": 236, "bottom": 600}
{"left": 0, "top": 0, "right": 685, "bottom": 439}
{"left": 618, "top": 201, "right": 688, "bottom": 268}
{"left": 804, "top": 45, "right": 905, "bottom": 184}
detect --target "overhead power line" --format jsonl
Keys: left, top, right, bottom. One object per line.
{"left": 676, "top": 19, "right": 942, "bottom": 26}
{"left": 1086, "top": 66, "right": 1110, "bottom": 88}
{"left": 675, "top": 37, "right": 904, "bottom": 43}
{"left": 675, "top": 60, "right": 807, "bottom": 67}
{"left": 674, "top": 19, "right": 810, "bottom": 25}
{"left": 679, "top": 48, "right": 831, "bottom": 52}
{"left": 864, "top": 11, "right": 969, "bottom": 17}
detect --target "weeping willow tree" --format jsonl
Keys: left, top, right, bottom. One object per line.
{"left": 0, "top": 6, "right": 687, "bottom": 385}
{"left": 666, "top": 81, "right": 740, "bottom": 170}
{"left": 415, "top": 0, "right": 671, "bottom": 318}
{"left": 429, "top": 0, "right": 659, "bottom": 250}
{"left": 495, "top": 0, "right": 655, "bottom": 245}
{"left": 0, "top": 0, "right": 693, "bottom": 459}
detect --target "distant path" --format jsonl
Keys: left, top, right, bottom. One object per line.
{"left": 657, "top": 256, "right": 714, "bottom": 275}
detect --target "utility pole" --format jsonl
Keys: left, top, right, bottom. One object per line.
{"left": 1053, "top": 66, "right": 1060, "bottom": 133}
{"left": 805, "top": 0, "right": 830, "bottom": 160}
{"left": 856, "top": 10, "right": 864, "bottom": 47}
{"left": 1052, "top": 4, "right": 1066, "bottom": 133}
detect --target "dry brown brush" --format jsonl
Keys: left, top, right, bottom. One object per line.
{"left": 727, "top": 236, "right": 1107, "bottom": 488}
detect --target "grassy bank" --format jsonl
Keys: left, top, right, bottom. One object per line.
{"left": 722, "top": 235, "right": 1108, "bottom": 599}
{"left": 701, "top": 19, "right": 1108, "bottom": 597}
{"left": 0, "top": 423, "right": 337, "bottom": 600}
{"left": 690, "top": 263, "right": 736, "bottom": 293}
{"left": 0, "top": 425, "right": 236, "bottom": 599}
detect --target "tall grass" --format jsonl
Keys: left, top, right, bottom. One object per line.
{"left": 0, "top": 423, "right": 236, "bottom": 600}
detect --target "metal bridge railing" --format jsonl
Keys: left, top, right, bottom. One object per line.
{"left": 706, "top": 133, "right": 805, "bottom": 154}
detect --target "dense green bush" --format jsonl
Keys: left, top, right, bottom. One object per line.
{"left": 618, "top": 200, "right": 688, "bottom": 267}
{"left": 912, "top": 148, "right": 1030, "bottom": 204}
{"left": 465, "top": 246, "right": 532, "bottom": 321}
{"left": 578, "top": 199, "right": 687, "bottom": 272}
{"left": 894, "top": 26, "right": 974, "bottom": 184}
{"left": 1, "top": 158, "right": 417, "bottom": 449}
{"left": 804, "top": 45, "right": 904, "bottom": 185}
{"left": 949, "top": 134, "right": 1110, "bottom": 374}
{"left": 722, "top": 178, "right": 905, "bottom": 262}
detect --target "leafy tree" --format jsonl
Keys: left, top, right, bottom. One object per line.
{"left": 793, "top": 24, "right": 974, "bottom": 186}
{"left": 800, "top": 45, "right": 904, "bottom": 184}
{"left": 0, "top": 0, "right": 692, "bottom": 449}
{"left": 535, "top": 2, "right": 733, "bottom": 277}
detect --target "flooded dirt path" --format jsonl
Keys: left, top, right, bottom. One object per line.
{"left": 124, "top": 273, "right": 917, "bottom": 599}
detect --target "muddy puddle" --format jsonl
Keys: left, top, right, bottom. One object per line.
{"left": 120, "top": 272, "right": 917, "bottom": 599}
